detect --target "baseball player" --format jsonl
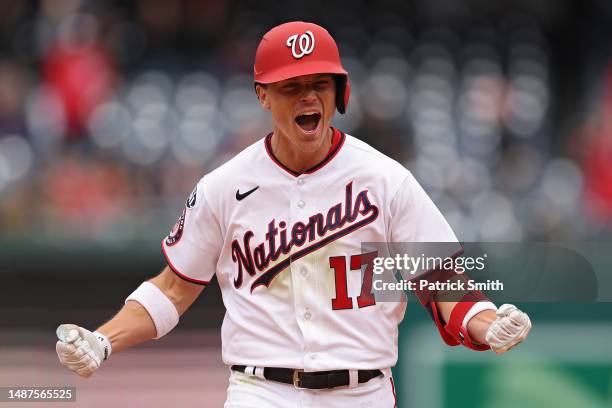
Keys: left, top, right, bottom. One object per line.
{"left": 56, "top": 22, "right": 531, "bottom": 407}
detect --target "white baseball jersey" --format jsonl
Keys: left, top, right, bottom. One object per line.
{"left": 162, "top": 128, "right": 458, "bottom": 371}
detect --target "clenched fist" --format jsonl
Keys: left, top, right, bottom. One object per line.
{"left": 485, "top": 304, "right": 531, "bottom": 354}
{"left": 56, "top": 324, "right": 112, "bottom": 378}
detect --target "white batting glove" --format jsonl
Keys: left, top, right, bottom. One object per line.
{"left": 55, "top": 324, "right": 112, "bottom": 378}
{"left": 485, "top": 304, "right": 532, "bottom": 354}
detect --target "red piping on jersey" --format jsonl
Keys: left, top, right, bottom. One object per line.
{"left": 390, "top": 377, "right": 397, "bottom": 408}
{"left": 161, "top": 240, "right": 210, "bottom": 286}
{"left": 264, "top": 127, "right": 346, "bottom": 177}
{"left": 329, "top": 127, "right": 342, "bottom": 152}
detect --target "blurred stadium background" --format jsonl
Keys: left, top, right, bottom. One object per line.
{"left": 1, "top": 0, "right": 611, "bottom": 407}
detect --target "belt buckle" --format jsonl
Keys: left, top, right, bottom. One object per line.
{"left": 292, "top": 369, "right": 305, "bottom": 389}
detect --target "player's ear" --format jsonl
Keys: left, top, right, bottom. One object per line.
{"left": 255, "top": 83, "right": 271, "bottom": 110}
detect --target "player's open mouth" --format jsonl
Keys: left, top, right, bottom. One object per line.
{"left": 295, "top": 111, "right": 321, "bottom": 133}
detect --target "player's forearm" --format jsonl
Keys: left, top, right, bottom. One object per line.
{"left": 436, "top": 301, "right": 496, "bottom": 346}
{"left": 96, "top": 300, "right": 157, "bottom": 354}
{"left": 465, "top": 309, "right": 497, "bottom": 345}
{"left": 96, "top": 267, "right": 203, "bottom": 353}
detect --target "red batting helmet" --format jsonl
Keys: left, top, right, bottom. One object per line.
{"left": 254, "top": 21, "right": 350, "bottom": 114}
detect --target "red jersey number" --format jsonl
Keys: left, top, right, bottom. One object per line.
{"left": 330, "top": 251, "right": 377, "bottom": 310}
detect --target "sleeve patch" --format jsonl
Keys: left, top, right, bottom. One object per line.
{"left": 165, "top": 208, "right": 186, "bottom": 246}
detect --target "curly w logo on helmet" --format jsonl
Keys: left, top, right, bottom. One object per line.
{"left": 286, "top": 30, "right": 315, "bottom": 59}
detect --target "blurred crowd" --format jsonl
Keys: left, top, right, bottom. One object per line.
{"left": 0, "top": 0, "right": 611, "bottom": 243}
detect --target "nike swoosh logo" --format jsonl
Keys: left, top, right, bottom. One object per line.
{"left": 236, "top": 186, "right": 259, "bottom": 201}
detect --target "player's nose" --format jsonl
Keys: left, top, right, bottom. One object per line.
{"left": 299, "top": 87, "right": 318, "bottom": 103}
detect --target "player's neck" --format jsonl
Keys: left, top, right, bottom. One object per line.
{"left": 270, "top": 127, "right": 333, "bottom": 174}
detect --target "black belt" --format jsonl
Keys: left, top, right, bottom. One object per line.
{"left": 231, "top": 365, "right": 383, "bottom": 389}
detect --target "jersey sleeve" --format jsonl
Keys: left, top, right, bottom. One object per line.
{"left": 387, "top": 170, "right": 461, "bottom": 302}
{"left": 162, "top": 179, "right": 222, "bottom": 285}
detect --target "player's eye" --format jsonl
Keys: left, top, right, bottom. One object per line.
{"left": 281, "top": 83, "right": 300, "bottom": 93}
{"left": 314, "top": 81, "right": 333, "bottom": 91}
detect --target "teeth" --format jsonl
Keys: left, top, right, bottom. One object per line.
{"left": 299, "top": 111, "right": 319, "bottom": 116}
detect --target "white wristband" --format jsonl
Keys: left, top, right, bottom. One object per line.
{"left": 126, "top": 282, "right": 179, "bottom": 339}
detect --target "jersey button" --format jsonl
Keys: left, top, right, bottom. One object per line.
{"left": 297, "top": 200, "right": 305, "bottom": 208}
{"left": 304, "top": 311, "right": 312, "bottom": 320}
{"left": 310, "top": 353, "right": 317, "bottom": 360}
{"left": 300, "top": 267, "right": 308, "bottom": 277}
{"left": 297, "top": 179, "right": 305, "bottom": 186}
